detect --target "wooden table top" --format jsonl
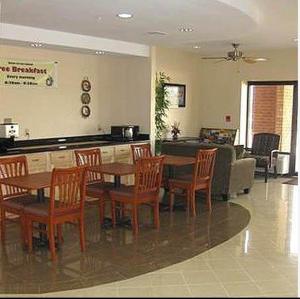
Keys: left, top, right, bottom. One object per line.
{"left": 90, "top": 163, "right": 136, "bottom": 176}
{"left": 162, "top": 155, "right": 195, "bottom": 166}
{"left": 0, "top": 172, "right": 52, "bottom": 190}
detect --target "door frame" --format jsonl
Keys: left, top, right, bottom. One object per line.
{"left": 246, "top": 80, "right": 298, "bottom": 175}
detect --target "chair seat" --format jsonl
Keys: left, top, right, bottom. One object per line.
{"left": 0, "top": 194, "right": 37, "bottom": 212}
{"left": 244, "top": 153, "right": 269, "bottom": 167}
{"left": 86, "top": 181, "right": 115, "bottom": 197}
{"left": 169, "top": 175, "right": 210, "bottom": 189}
{"left": 110, "top": 186, "right": 157, "bottom": 201}
{"left": 24, "top": 202, "right": 80, "bottom": 217}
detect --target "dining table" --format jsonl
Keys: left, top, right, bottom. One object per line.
{"left": 0, "top": 171, "right": 52, "bottom": 247}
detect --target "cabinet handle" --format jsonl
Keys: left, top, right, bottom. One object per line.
{"left": 102, "top": 151, "right": 108, "bottom": 154}
{"left": 58, "top": 156, "right": 65, "bottom": 159}
{"left": 31, "top": 159, "right": 40, "bottom": 162}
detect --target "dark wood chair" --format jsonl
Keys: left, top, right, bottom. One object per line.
{"left": 24, "top": 166, "right": 87, "bottom": 261}
{"left": 0, "top": 156, "right": 37, "bottom": 244}
{"left": 131, "top": 143, "right": 152, "bottom": 163}
{"left": 168, "top": 148, "right": 217, "bottom": 216}
{"left": 75, "top": 148, "right": 113, "bottom": 224}
{"left": 245, "top": 133, "right": 280, "bottom": 183}
{"left": 110, "top": 156, "right": 164, "bottom": 234}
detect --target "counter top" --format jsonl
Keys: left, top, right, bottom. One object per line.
{"left": 0, "top": 134, "right": 149, "bottom": 156}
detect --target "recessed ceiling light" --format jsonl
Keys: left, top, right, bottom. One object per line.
{"left": 255, "top": 58, "right": 268, "bottom": 61}
{"left": 193, "top": 45, "right": 201, "bottom": 49}
{"left": 117, "top": 13, "right": 133, "bottom": 19}
{"left": 30, "top": 42, "right": 43, "bottom": 48}
{"left": 179, "top": 27, "right": 193, "bottom": 32}
{"left": 97, "top": 16, "right": 102, "bottom": 21}
{"left": 96, "top": 50, "right": 104, "bottom": 55}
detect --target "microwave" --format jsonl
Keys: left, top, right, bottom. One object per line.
{"left": 111, "top": 125, "right": 139, "bottom": 141}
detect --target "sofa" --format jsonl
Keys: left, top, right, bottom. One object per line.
{"left": 161, "top": 141, "right": 256, "bottom": 200}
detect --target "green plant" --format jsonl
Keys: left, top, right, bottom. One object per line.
{"left": 171, "top": 121, "right": 181, "bottom": 138}
{"left": 155, "top": 72, "right": 170, "bottom": 140}
{"left": 155, "top": 72, "right": 170, "bottom": 154}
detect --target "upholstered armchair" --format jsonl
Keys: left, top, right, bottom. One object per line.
{"left": 245, "top": 133, "right": 280, "bottom": 183}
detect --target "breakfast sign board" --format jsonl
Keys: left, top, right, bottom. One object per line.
{"left": 0, "top": 59, "right": 58, "bottom": 88}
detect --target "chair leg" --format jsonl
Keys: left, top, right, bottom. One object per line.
{"left": 111, "top": 199, "right": 117, "bottom": 228}
{"left": 206, "top": 188, "right": 212, "bottom": 212}
{"left": 79, "top": 218, "right": 86, "bottom": 252}
{"left": 20, "top": 215, "right": 27, "bottom": 245}
{"left": 0, "top": 209, "right": 6, "bottom": 244}
{"left": 274, "top": 165, "right": 278, "bottom": 179}
{"left": 265, "top": 165, "right": 268, "bottom": 183}
{"left": 132, "top": 205, "right": 138, "bottom": 235}
{"left": 191, "top": 191, "right": 196, "bottom": 217}
{"left": 153, "top": 201, "right": 160, "bottom": 230}
{"left": 48, "top": 223, "right": 56, "bottom": 261}
{"left": 99, "top": 199, "right": 104, "bottom": 224}
{"left": 186, "top": 190, "right": 191, "bottom": 216}
{"left": 169, "top": 188, "right": 174, "bottom": 212}
{"left": 57, "top": 224, "right": 64, "bottom": 244}
{"left": 27, "top": 218, "right": 33, "bottom": 253}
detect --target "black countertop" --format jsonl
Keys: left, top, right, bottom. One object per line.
{"left": 0, "top": 134, "right": 150, "bottom": 156}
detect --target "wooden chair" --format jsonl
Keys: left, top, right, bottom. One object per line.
{"left": 0, "top": 156, "right": 37, "bottom": 244}
{"left": 131, "top": 143, "right": 152, "bottom": 163}
{"left": 24, "top": 166, "right": 87, "bottom": 261}
{"left": 110, "top": 156, "right": 164, "bottom": 234}
{"left": 74, "top": 148, "right": 113, "bottom": 224}
{"left": 168, "top": 148, "right": 217, "bottom": 216}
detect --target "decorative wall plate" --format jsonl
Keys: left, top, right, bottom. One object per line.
{"left": 81, "top": 92, "right": 91, "bottom": 104}
{"left": 81, "top": 79, "right": 91, "bottom": 92}
{"left": 81, "top": 105, "right": 91, "bottom": 118}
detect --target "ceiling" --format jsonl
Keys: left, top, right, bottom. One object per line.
{"left": 0, "top": 0, "right": 297, "bottom": 55}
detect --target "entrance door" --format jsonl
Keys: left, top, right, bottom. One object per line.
{"left": 246, "top": 81, "right": 298, "bottom": 175}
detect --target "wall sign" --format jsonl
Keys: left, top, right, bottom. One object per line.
{"left": 0, "top": 59, "right": 58, "bottom": 88}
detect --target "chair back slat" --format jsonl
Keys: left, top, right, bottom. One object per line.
{"left": 74, "top": 148, "right": 103, "bottom": 184}
{"left": 0, "top": 156, "right": 29, "bottom": 200}
{"left": 131, "top": 144, "right": 152, "bottom": 164}
{"left": 251, "top": 133, "right": 280, "bottom": 156}
{"left": 50, "top": 167, "right": 86, "bottom": 215}
{"left": 193, "top": 149, "right": 217, "bottom": 184}
{"left": 134, "top": 156, "right": 164, "bottom": 195}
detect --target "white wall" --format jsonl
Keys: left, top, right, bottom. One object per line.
{"left": 198, "top": 48, "right": 298, "bottom": 136}
{"left": 0, "top": 45, "right": 151, "bottom": 140}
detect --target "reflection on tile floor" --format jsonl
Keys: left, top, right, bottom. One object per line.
{"left": 0, "top": 193, "right": 250, "bottom": 294}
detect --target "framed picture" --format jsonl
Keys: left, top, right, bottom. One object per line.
{"left": 164, "top": 83, "right": 186, "bottom": 108}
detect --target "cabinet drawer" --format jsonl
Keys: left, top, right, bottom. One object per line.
{"left": 50, "top": 150, "right": 74, "bottom": 168}
{"left": 26, "top": 153, "right": 49, "bottom": 174}
{"left": 115, "top": 145, "right": 131, "bottom": 158}
{"left": 100, "top": 146, "right": 114, "bottom": 163}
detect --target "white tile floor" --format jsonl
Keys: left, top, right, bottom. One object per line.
{"left": 5, "top": 178, "right": 299, "bottom": 297}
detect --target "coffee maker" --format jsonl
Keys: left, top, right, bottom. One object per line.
{"left": 0, "top": 122, "right": 19, "bottom": 152}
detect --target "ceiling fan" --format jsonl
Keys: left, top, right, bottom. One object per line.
{"left": 202, "top": 43, "right": 268, "bottom": 64}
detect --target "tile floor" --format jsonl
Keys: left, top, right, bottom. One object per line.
{"left": 2, "top": 178, "right": 299, "bottom": 297}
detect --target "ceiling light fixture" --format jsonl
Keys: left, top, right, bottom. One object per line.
{"left": 147, "top": 31, "right": 168, "bottom": 36}
{"left": 95, "top": 50, "right": 104, "bottom": 55}
{"left": 30, "top": 42, "right": 43, "bottom": 48}
{"left": 117, "top": 13, "right": 133, "bottom": 19}
{"left": 193, "top": 45, "right": 201, "bottom": 49}
{"left": 179, "top": 27, "right": 193, "bottom": 32}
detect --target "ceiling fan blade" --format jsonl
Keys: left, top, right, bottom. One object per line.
{"left": 201, "top": 57, "right": 228, "bottom": 60}
{"left": 243, "top": 57, "right": 268, "bottom": 63}
{"left": 214, "top": 59, "right": 226, "bottom": 64}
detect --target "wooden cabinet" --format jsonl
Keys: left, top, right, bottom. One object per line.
{"left": 26, "top": 153, "right": 49, "bottom": 174}
{"left": 49, "top": 150, "right": 74, "bottom": 169}
{"left": 100, "top": 146, "right": 114, "bottom": 182}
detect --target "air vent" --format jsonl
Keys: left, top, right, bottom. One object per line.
{"left": 147, "top": 31, "right": 168, "bottom": 36}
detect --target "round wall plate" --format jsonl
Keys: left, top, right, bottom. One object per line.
{"left": 81, "top": 105, "right": 91, "bottom": 118}
{"left": 81, "top": 92, "right": 91, "bottom": 104}
{"left": 81, "top": 79, "right": 91, "bottom": 92}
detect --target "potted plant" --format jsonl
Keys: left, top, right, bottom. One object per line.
{"left": 171, "top": 121, "right": 181, "bottom": 140}
{"left": 155, "top": 72, "right": 170, "bottom": 154}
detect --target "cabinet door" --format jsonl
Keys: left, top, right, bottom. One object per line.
{"left": 100, "top": 146, "right": 114, "bottom": 182}
{"left": 114, "top": 145, "right": 134, "bottom": 185}
{"left": 26, "top": 153, "right": 49, "bottom": 174}
{"left": 49, "top": 150, "right": 74, "bottom": 169}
